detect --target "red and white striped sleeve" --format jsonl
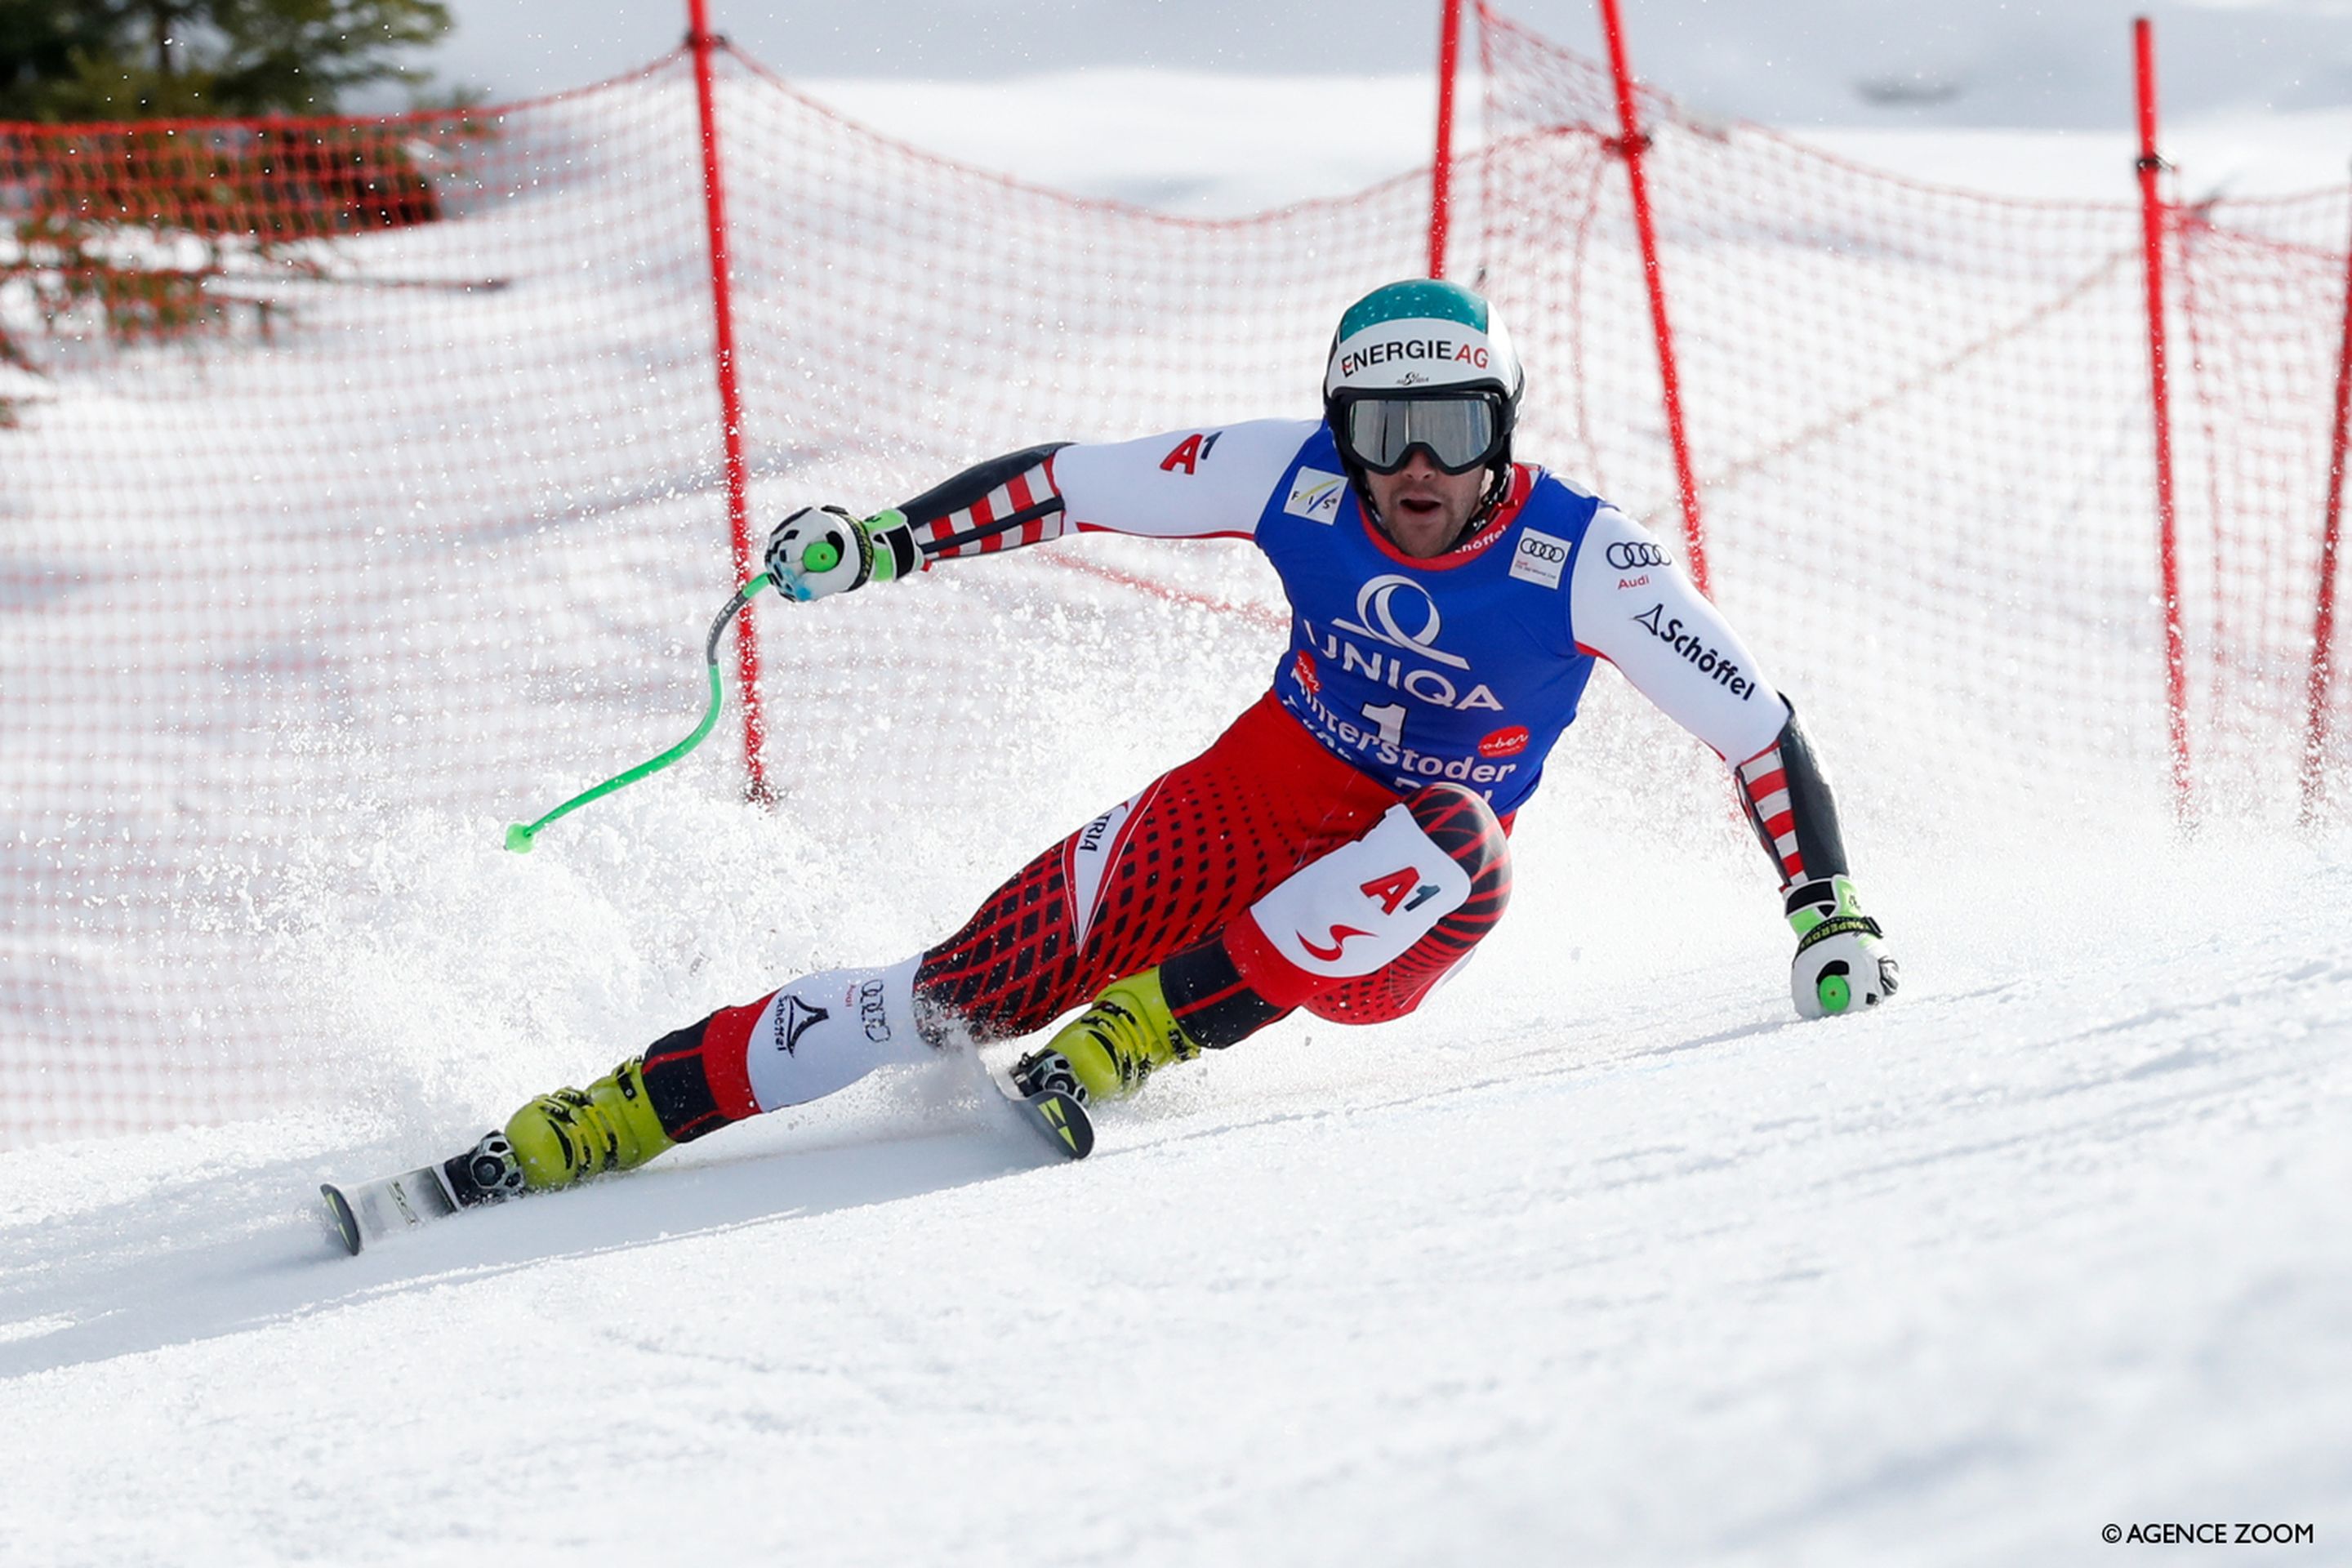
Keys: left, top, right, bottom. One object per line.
{"left": 897, "top": 444, "right": 1074, "bottom": 563}
{"left": 1734, "top": 741, "right": 1808, "bottom": 885}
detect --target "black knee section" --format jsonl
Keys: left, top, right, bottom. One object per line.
{"left": 640, "top": 1019, "right": 726, "bottom": 1144}
{"left": 1401, "top": 784, "right": 1512, "bottom": 918}
{"left": 1161, "top": 938, "right": 1290, "bottom": 1050}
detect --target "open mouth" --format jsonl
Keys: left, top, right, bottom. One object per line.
{"left": 1396, "top": 495, "right": 1445, "bottom": 517}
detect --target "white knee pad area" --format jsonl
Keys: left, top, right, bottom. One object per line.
{"left": 744, "top": 955, "right": 932, "bottom": 1112}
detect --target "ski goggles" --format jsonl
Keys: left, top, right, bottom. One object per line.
{"left": 1337, "top": 391, "right": 1507, "bottom": 476}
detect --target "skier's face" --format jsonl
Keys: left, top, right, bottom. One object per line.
{"left": 1364, "top": 452, "right": 1485, "bottom": 558}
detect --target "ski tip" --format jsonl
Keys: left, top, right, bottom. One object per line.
{"left": 1020, "top": 1088, "right": 1095, "bottom": 1160}
{"left": 320, "top": 1183, "right": 363, "bottom": 1256}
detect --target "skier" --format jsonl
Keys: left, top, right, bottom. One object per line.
{"left": 468, "top": 279, "right": 1900, "bottom": 1200}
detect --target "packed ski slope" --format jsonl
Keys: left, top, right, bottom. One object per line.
{"left": 4, "top": 78, "right": 2351, "bottom": 1568}
{"left": 5, "top": 788, "right": 2348, "bottom": 1565}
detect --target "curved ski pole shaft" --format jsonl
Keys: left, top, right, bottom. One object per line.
{"left": 505, "top": 573, "right": 773, "bottom": 853}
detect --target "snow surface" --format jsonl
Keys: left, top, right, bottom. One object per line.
{"left": 5, "top": 65, "right": 2352, "bottom": 1568}
{"left": 4, "top": 809, "right": 2349, "bottom": 1565}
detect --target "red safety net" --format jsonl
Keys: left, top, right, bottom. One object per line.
{"left": 0, "top": 49, "right": 1426, "bottom": 1147}
{"left": 2, "top": 14, "right": 2346, "bottom": 1147}
{"left": 1474, "top": 4, "right": 2351, "bottom": 828}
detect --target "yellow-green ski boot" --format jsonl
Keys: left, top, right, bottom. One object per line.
{"left": 504, "top": 1056, "right": 675, "bottom": 1192}
{"left": 1012, "top": 968, "right": 1202, "bottom": 1104}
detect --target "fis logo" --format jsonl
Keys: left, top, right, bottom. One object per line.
{"left": 1285, "top": 467, "right": 1348, "bottom": 523}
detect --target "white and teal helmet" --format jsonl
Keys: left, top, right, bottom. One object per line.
{"left": 1323, "top": 278, "right": 1526, "bottom": 515}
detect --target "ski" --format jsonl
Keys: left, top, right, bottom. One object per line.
{"left": 325, "top": 1085, "right": 1093, "bottom": 1256}
{"left": 1010, "top": 1085, "right": 1095, "bottom": 1160}
{"left": 320, "top": 1163, "right": 463, "bottom": 1255}
{"left": 322, "top": 1130, "right": 522, "bottom": 1255}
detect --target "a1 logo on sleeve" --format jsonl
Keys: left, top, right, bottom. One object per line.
{"left": 1284, "top": 467, "right": 1348, "bottom": 523}
{"left": 1160, "top": 430, "right": 1222, "bottom": 474}
{"left": 1508, "top": 528, "right": 1571, "bottom": 589}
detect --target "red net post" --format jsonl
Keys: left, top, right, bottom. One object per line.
{"left": 1593, "top": 0, "right": 1709, "bottom": 595}
{"left": 1429, "top": 0, "right": 1463, "bottom": 280}
{"left": 2134, "top": 16, "right": 2194, "bottom": 821}
{"left": 688, "top": 0, "right": 769, "bottom": 802}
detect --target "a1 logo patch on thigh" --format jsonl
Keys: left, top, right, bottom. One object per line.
{"left": 1249, "top": 804, "right": 1472, "bottom": 979}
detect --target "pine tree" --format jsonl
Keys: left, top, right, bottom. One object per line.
{"left": 1, "top": 0, "right": 453, "bottom": 120}
{"left": 1, "top": 0, "right": 461, "bottom": 415}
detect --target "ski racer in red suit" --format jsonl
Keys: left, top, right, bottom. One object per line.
{"left": 476, "top": 279, "right": 1900, "bottom": 1197}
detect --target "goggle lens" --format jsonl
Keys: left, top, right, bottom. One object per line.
{"left": 1342, "top": 395, "right": 1502, "bottom": 475}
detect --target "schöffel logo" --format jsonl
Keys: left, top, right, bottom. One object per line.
{"left": 1510, "top": 529, "right": 1571, "bottom": 590}
{"left": 1632, "top": 604, "right": 1757, "bottom": 700}
{"left": 1608, "top": 541, "right": 1672, "bottom": 571}
{"left": 773, "top": 992, "right": 829, "bottom": 1056}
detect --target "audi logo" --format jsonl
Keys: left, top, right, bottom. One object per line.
{"left": 1606, "top": 541, "right": 1671, "bottom": 570}
{"left": 1518, "top": 537, "right": 1567, "bottom": 564}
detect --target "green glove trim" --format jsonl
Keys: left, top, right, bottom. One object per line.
{"left": 864, "top": 509, "right": 915, "bottom": 584}
{"left": 1788, "top": 873, "right": 1867, "bottom": 937}
{"left": 1794, "top": 912, "right": 1885, "bottom": 956}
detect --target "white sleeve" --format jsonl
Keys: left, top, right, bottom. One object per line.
{"left": 1570, "top": 507, "right": 1791, "bottom": 762}
{"left": 1052, "top": 419, "right": 1321, "bottom": 541}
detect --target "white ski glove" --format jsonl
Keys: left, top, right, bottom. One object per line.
{"left": 763, "top": 506, "right": 923, "bottom": 602}
{"left": 1787, "top": 874, "right": 1900, "bottom": 1018}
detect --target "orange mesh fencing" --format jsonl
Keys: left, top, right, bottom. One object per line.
{"left": 2, "top": 14, "right": 2346, "bottom": 1147}
{"left": 1472, "top": 3, "right": 2350, "bottom": 826}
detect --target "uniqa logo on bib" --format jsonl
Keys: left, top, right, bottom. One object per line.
{"left": 1331, "top": 576, "right": 1470, "bottom": 670}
